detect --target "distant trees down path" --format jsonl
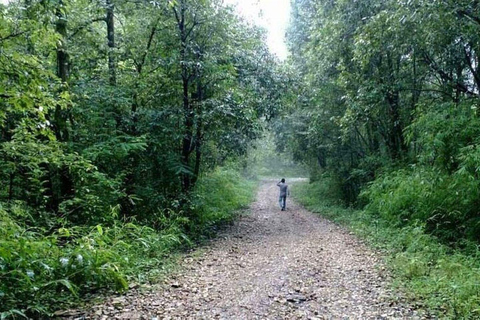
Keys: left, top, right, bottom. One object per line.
{"left": 284, "top": 0, "right": 480, "bottom": 245}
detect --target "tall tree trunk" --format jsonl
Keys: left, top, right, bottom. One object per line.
{"left": 52, "top": 0, "right": 74, "bottom": 212}
{"left": 106, "top": 0, "right": 116, "bottom": 86}
{"left": 386, "top": 89, "right": 404, "bottom": 159}
{"left": 385, "top": 53, "right": 405, "bottom": 160}
{"left": 55, "top": 0, "right": 70, "bottom": 141}
{"left": 175, "top": 0, "right": 194, "bottom": 193}
{"left": 191, "top": 79, "right": 203, "bottom": 187}
{"left": 24, "top": 0, "right": 36, "bottom": 53}
{"left": 181, "top": 75, "right": 194, "bottom": 193}
{"left": 56, "top": 1, "right": 69, "bottom": 84}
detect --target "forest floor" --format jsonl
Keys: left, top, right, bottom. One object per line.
{"left": 60, "top": 179, "right": 421, "bottom": 319}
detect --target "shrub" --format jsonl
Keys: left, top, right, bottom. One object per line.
{"left": 0, "top": 207, "right": 189, "bottom": 318}
{"left": 0, "top": 166, "right": 257, "bottom": 318}
{"left": 193, "top": 167, "right": 256, "bottom": 233}
{"left": 362, "top": 166, "right": 480, "bottom": 245}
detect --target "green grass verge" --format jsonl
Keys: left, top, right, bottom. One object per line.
{"left": 0, "top": 168, "right": 257, "bottom": 319}
{"left": 194, "top": 167, "right": 257, "bottom": 233}
{"left": 293, "top": 179, "right": 480, "bottom": 319}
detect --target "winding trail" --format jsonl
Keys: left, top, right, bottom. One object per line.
{"left": 73, "top": 179, "right": 419, "bottom": 319}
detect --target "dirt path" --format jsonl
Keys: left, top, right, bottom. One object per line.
{"left": 71, "top": 179, "right": 419, "bottom": 319}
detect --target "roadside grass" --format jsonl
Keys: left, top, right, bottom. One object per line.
{"left": 0, "top": 167, "right": 257, "bottom": 319}
{"left": 194, "top": 167, "right": 257, "bottom": 234}
{"left": 293, "top": 178, "right": 480, "bottom": 319}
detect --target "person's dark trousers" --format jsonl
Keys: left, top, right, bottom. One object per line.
{"left": 279, "top": 195, "right": 286, "bottom": 210}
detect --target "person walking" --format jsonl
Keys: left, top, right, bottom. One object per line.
{"left": 277, "top": 178, "right": 289, "bottom": 211}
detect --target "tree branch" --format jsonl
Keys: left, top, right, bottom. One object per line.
{"left": 136, "top": 21, "right": 159, "bottom": 74}
{"left": 172, "top": 5, "right": 181, "bottom": 25}
{"left": 185, "top": 19, "right": 202, "bottom": 40}
{"left": 68, "top": 17, "right": 106, "bottom": 39}
{"left": 463, "top": 44, "right": 480, "bottom": 91}
{"left": 0, "top": 31, "right": 26, "bottom": 42}
{"left": 421, "top": 51, "right": 477, "bottom": 97}
{"left": 458, "top": 9, "right": 480, "bottom": 25}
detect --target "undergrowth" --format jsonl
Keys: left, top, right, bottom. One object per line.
{"left": 293, "top": 175, "right": 480, "bottom": 319}
{"left": 0, "top": 168, "right": 256, "bottom": 319}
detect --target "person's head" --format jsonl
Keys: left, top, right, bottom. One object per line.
{"left": 281, "top": 178, "right": 285, "bottom": 183}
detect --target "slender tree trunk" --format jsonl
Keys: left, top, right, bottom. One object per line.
{"left": 455, "top": 64, "right": 463, "bottom": 104}
{"left": 385, "top": 53, "right": 405, "bottom": 160}
{"left": 181, "top": 74, "right": 194, "bottom": 193}
{"left": 106, "top": 0, "right": 116, "bottom": 86}
{"left": 56, "top": 1, "right": 69, "bottom": 84}
{"left": 317, "top": 149, "right": 327, "bottom": 168}
{"left": 176, "top": 1, "right": 194, "bottom": 193}
{"left": 54, "top": 0, "right": 74, "bottom": 212}
{"left": 411, "top": 47, "right": 418, "bottom": 118}
{"left": 42, "top": 164, "right": 58, "bottom": 213}
{"left": 386, "top": 90, "right": 404, "bottom": 159}
{"left": 192, "top": 80, "right": 203, "bottom": 187}
{"left": 55, "top": 0, "right": 70, "bottom": 141}
{"left": 367, "top": 121, "right": 380, "bottom": 153}
{"left": 24, "top": 0, "right": 36, "bottom": 53}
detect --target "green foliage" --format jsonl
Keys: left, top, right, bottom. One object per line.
{"left": 1, "top": 0, "right": 276, "bottom": 316}
{"left": 294, "top": 180, "right": 480, "bottom": 319}
{"left": 283, "top": 0, "right": 480, "bottom": 248}
{"left": 283, "top": 1, "right": 480, "bottom": 314}
{"left": 193, "top": 167, "right": 257, "bottom": 232}
{"left": 0, "top": 205, "right": 185, "bottom": 316}
{"left": 361, "top": 103, "right": 480, "bottom": 244}
{"left": 293, "top": 172, "right": 343, "bottom": 208}
{"left": 0, "top": 166, "right": 256, "bottom": 317}
{"left": 407, "top": 103, "right": 480, "bottom": 172}
{"left": 1, "top": 0, "right": 285, "bottom": 220}
{"left": 362, "top": 165, "right": 480, "bottom": 245}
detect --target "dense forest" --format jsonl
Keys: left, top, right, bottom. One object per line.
{"left": 285, "top": 0, "right": 480, "bottom": 246}
{"left": 2, "top": 0, "right": 480, "bottom": 317}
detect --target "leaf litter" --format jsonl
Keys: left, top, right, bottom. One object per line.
{"left": 58, "top": 180, "right": 424, "bottom": 319}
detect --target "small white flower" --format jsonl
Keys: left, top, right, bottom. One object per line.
{"left": 76, "top": 254, "right": 83, "bottom": 264}
{"left": 26, "top": 270, "right": 35, "bottom": 278}
{"left": 60, "top": 257, "right": 69, "bottom": 267}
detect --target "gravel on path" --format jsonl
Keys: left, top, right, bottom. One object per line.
{"left": 60, "top": 179, "right": 420, "bottom": 320}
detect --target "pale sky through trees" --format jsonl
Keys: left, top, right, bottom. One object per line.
{"left": 224, "top": 0, "right": 290, "bottom": 60}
